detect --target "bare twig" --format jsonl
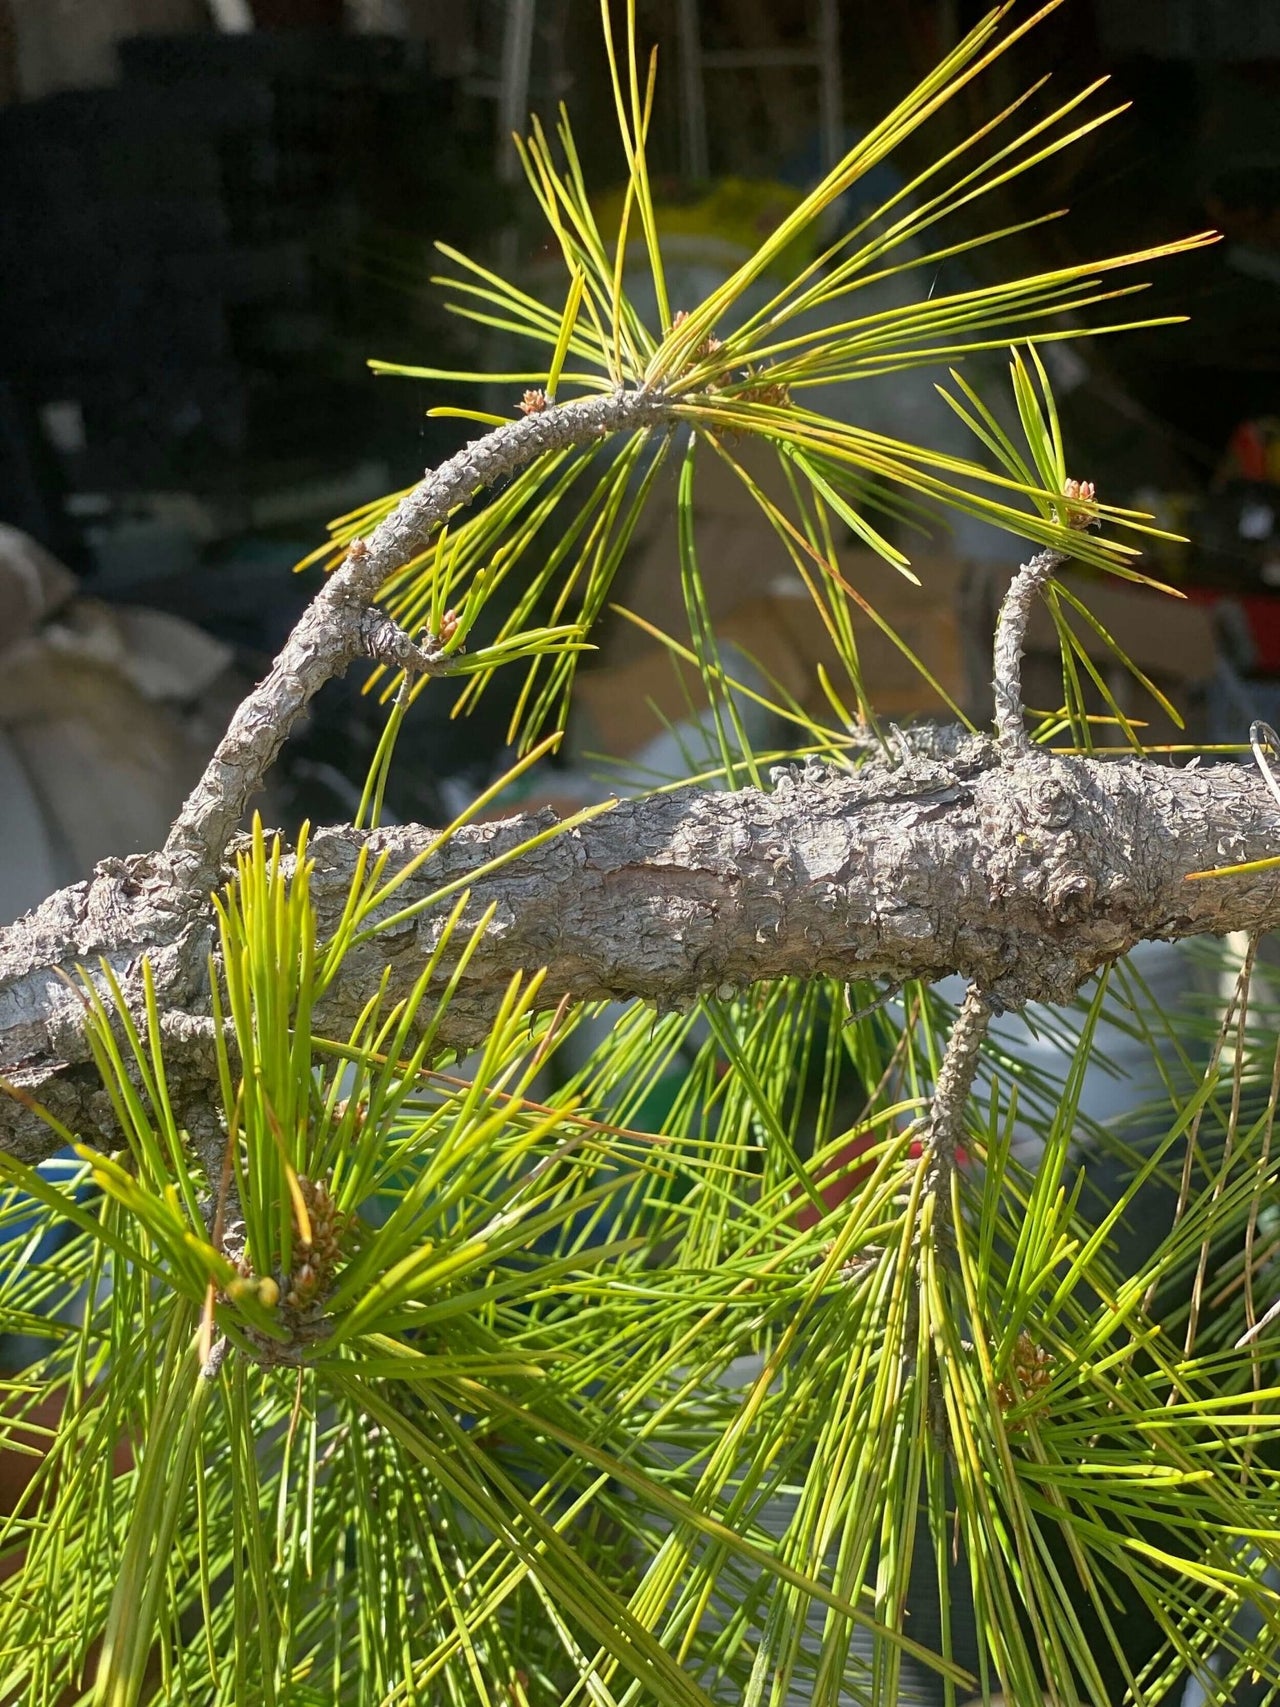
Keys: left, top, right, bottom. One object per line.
{"left": 991, "top": 548, "right": 1067, "bottom": 760}
{"left": 922, "top": 985, "right": 991, "bottom": 1238}
{"left": 843, "top": 980, "right": 902, "bottom": 1026}
{"left": 161, "top": 387, "right": 669, "bottom": 889}
{"left": 1240, "top": 1037, "right": 1280, "bottom": 1367}
{"left": 991, "top": 480, "right": 1097, "bottom": 760}
{"left": 1146, "top": 939, "right": 1257, "bottom": 1324}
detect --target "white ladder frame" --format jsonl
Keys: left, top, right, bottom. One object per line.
{"left": 676, "top": 0, "right": 843, "bottom": 182}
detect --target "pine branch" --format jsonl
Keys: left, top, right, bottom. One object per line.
{"left": 916, "top": 537, "right": 1070, "bottom": 1233}
{"left": 4, "top": 741, "right": 1279, "bottom": 1166}
{"left": 162, "top": 387, "right": 669, "bottom": 889}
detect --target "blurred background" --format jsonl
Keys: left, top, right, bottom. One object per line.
{"left": 1, "top": 0, "right": 1279, "bottom": 915}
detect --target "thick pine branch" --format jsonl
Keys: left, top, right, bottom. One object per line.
{"left": 3, "top": 735, "right": 1279, "bottom": 1166}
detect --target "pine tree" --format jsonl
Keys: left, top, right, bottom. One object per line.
{"left": 2, "top": 6, "right": 1279, "bottom": 1704}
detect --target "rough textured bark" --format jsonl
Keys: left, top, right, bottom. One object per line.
{"left": 4, "top": 734, "right": 1280, "bottom": 1169}
{"left": 922, "top": 984, "right": 991, "bottom": 1208}
{"left": 992, "top": 547, "right": 1065, "bottom": 758}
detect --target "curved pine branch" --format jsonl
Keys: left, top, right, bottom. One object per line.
{"left": 163, "top": 387, "right": 670, "bottom": 888}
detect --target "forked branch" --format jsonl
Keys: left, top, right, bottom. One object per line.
{"left": 923, "top": 499, "right": 1090, "bottom": 1235}
{"left": 161, "top": 388, "right": 669, "bottom": 889}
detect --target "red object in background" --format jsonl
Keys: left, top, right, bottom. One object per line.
{"left": 1187, "top": 585, "right": 1280, "bottom": 675}
{"left": 1222, "top": 419, "right": 1280, "bottom": 486}
{"left": 1235, "top": 594, "right": 1280, "bottom": 674}
{"left": 792, "top": 1132, "right": 968, "bottom": 1231}
{"left": 794, "top": 1133, "right": 877, "bottom": 1231}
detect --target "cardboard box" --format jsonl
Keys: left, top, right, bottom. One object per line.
{"left": 579, "top": 551, "right": 1217, "bottom": 760}
{"left": 576, "top": 554, "right": 970, "bottom": 759}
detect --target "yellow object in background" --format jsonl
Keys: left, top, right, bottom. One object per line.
{"left": 592, "top": 176, "right": 816, "bottom": 283}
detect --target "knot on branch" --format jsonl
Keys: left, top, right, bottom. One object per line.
{"left": 1025, "top": 769, "right": 1076, "bottom": 829}
{"left": 355, "top": 609, "right": 454, "bottom": 677}
{"left": 979, "top": 758, "right": 1105, "bottom": 922}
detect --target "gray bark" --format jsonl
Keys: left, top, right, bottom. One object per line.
{"left": 992, "top": 548, "right": 1065, "bottom": 759}
{"left": 4, "top": 734, "right": 1279, "bottom": 1168}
